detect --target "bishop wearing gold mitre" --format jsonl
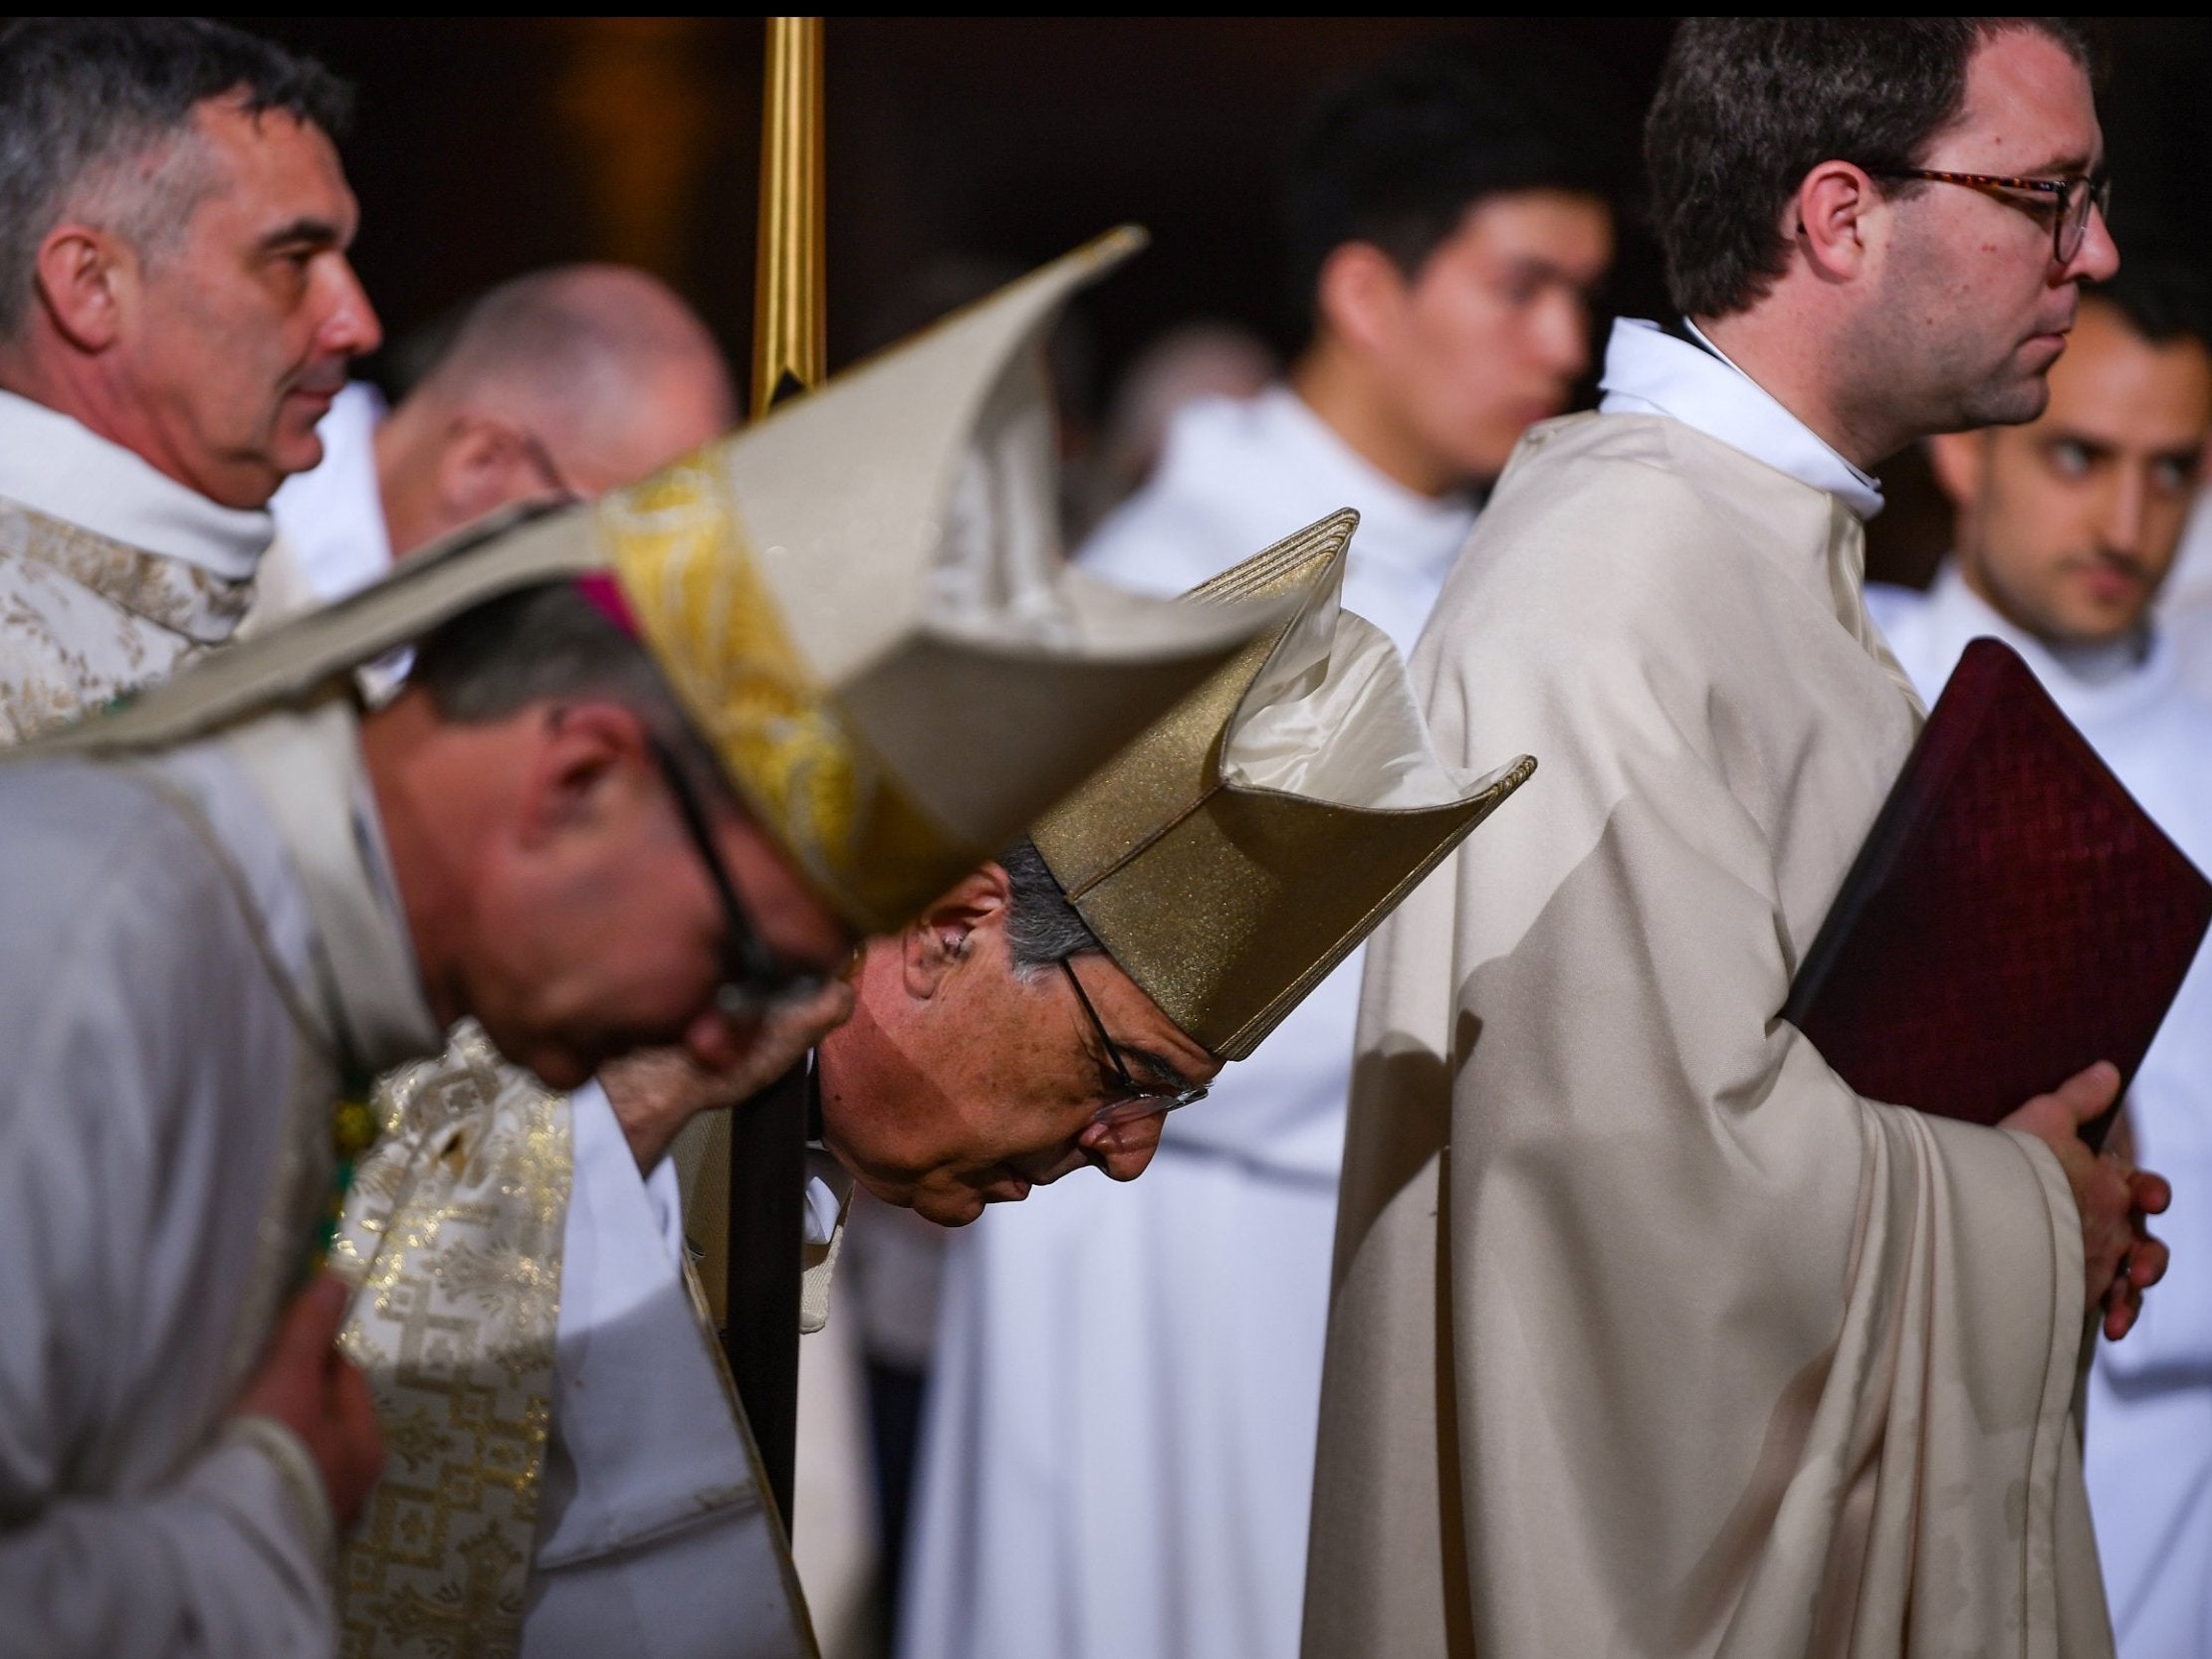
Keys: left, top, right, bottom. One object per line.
{"left": 521, "top": 496, "right": 1537, "bottom": 1659}
{"left": 329, "top": 292, "right": 1541, "bottom": 1656}
{"left": 0, "top": 228, "right": 1290, "bottom": 1658}
{"left": 305, "top": 231, "right": 1358, "bottom": 1659}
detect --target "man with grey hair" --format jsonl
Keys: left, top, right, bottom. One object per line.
{"left": 270, "top": 265, "right": 737, "bottom": 608}
{"left": 0, "top": 19, "right": 387, "bottom": 1656}
{"left": 0, "top": 16, "right": 380, "bottom": 739}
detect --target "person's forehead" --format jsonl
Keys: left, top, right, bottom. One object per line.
{"left": 1938, "top": 27, "right": 2102, "bottom": 174}
{"left": 191, "top": 96, "right": 358, "bottom": 231}
{"left": 1440, "top": 189, "right": 1614, "bottom": 275}
{"left": 2022, "top": 304, "right": 2212, "bottom": 446}
{"left": 1076, "top": 951, "right": 1221, "bottom": 1084}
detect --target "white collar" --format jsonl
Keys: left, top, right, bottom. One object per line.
{"left": 1924, "top": 559, "right": 2175, "bottom": 717}
{"left": 1240, "top": 386, "right": 1477, "bottom": 573}
{"left": 0, "top": 388, "right": 272, "bottom": 581}
{"left": 1598, "top": 318, "right": 1884, "bottom": 521}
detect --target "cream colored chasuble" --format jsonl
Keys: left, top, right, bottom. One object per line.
{"left": 1, "top": 694, "right": 439, "bottom": 1658}
{"left": 1308, "top": 399, "right": 2110, "bottom": 1656}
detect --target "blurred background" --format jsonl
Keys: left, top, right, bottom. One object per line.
{"left": 243, "top": 15, "right": 2212, "bottom": 584}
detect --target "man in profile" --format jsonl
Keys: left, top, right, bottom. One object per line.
{"left": 0, "top": 20, "right": 388, "bottom": 1653}
{"left": 908, "top": 41, "right": 1612, "bottom": 1659}
{"left": 1873, "top": 260, "right": 2212, "bottom": 1659}
{"left": 268, "top": 265, "right": 736, "bottom": 607}
{"left": 0, "top": 15, "right": 379, "bottom": 740}
{"left": 1312, "top": 20, "right": 2165, "bottom": 1655}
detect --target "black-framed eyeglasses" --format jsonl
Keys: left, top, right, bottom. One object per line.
{"left": 646, "top": 735, "right": 829, "bottom": 1020}
{"left": 1875, "top": 168, "right": 2112, "bottom": 265}
{"left": 1056, "top": 954, "right": 1210, "bottom": 1128}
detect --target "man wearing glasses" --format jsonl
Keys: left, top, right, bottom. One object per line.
{"left": 1310, "top": 19, "right": 2163, "bottom": 1658}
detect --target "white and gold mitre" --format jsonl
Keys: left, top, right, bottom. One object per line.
{"left": 1031, "top": 510, "right": 1535, "bottom": 1059}
{"left": 37, "top": 228, "right": 1292, "bottom": 933}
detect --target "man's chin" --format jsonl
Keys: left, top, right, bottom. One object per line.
{"left": 912, "top": 1190, "right": 990, "bottom": 1228}
{"left": 478, "top": 1023, "right": 594, "bottom": 1091}
{"left": 268, "top": 423, "right": 329, "bottom": 481}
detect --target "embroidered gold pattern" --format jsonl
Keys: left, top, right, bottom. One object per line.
{"left": 0, "top": 500, "right": 252, "bottom": 741}
{"left": 333, "top": 1023, "right": 571, "bottom": 1659}
{"left": 599, "top": 455, "right": 968, "bottom": 933}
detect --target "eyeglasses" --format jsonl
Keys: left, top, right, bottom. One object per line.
{"left": 1875, "top": 168, "right": 2112, "bottom": 265}
{"left": 1056, "top": 954, "right": 1210, "bottom": 1128}
{"left": 515, "top": 426, "right": 575, "bottom": 499}
{"left": 646, "top": 735, "right": 829, "bottom": 1020}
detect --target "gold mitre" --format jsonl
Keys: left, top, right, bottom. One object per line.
{"left": 35, "top": 228, "right": 1293, "bottom": 933}
{"left": 1031, "top": 510, "right": 1535, "bottom": 1060}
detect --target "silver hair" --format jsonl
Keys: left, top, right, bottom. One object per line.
{"left": 0, "top": 19, "right": 350, "bottom": 337}
{"left": 998, "top": 838, "right": 1103, "bottom": 980}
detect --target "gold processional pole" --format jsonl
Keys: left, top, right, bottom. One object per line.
{"left": 752, "top": 15, "right": 825, "bottom": 417}
{"left": 722, "top": 13, "right": 825, "bottom": 1532}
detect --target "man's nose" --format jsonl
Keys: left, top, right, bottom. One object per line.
{"left": 1093, "top": 1114, "right": 1164, "bottom": 1182}
{"left": 1534, "top": 292, "right": 1592, "bottom": 381}
{"left": 2102, "top": 465, "right": 2149, "bottom": 556}
{"left": 321, "top": 256, "right": 382, "bottom": 359}
{"left": 2065, "top": 205, "right": 2119, "bottom": 286}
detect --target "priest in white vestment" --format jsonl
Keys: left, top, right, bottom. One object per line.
{"left": 1873, "top": 273, "right": 2212, "bottom": 1659}
{"left": 0, "top": 23, "right": 393, "bottom": 1653}
{"left": 0, "top": 699, "right": 435, "bottom": 1659}
{"left": 1308, "top": 22, "right": 2165, "bottom": 1656}
{"left": 904, "top": 44, "right": 1612, "bottom": 1657}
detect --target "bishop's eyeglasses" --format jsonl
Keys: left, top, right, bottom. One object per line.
{"left": 1057, "top": 954, "right": 1210, "bottom": 1128}
{"left": 647, "top": 734, "right": 829, "bottom": 1020}
{"left": 1874, "top": 167, "right": 2112, "bottom": 265}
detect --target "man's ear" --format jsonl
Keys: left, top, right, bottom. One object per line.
{"left": 1314, "top": 241, "right": 1409, "bottom": 356}
{"left": 1791, "top": 160, "right": 1879, "bottom": 286}
{"left": 33, "top": 224, "right": 131, "bottom": 352}
{"left": 436, "top": 412, "right": 542, "bottom": 529}
{"left": 516, "top": 701, "right": 653, "bottom": 849}
{"left": 900, "top": 861, "right": 1012, "bottom": 1000}
{"left": 1925, "top": 429, "right": 1987, "bottom": 512}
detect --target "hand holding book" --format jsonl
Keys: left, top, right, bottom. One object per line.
{"left": 1998, "top": 1060, "right": 2170, "bottom": 1339}
{"left": 1785, "top": 639, "right": 2208, "bottom": 1340}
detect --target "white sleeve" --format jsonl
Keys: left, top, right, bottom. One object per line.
{"left": 0, "top": 1432, "right": 333, "bottom": 1658}
{"left": 0, "top": 801, "right": 333, "bottom": 1658}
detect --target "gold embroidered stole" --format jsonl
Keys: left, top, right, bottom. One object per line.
{"left": 332, "top": 1024, "right": 570, "bottom": 1659}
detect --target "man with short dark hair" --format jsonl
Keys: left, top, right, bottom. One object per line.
{"left": 0, "top": 16, "right": 379, "bottom": 738}
{"left": 1310, "top": 19, "right": 2163, "bottom": 1656}
{"left": 906, "top": 42, "right": 1612, "bottom": 1659}
{"left": 1871, "top": 261, "right": 2212, "bottom": 1659}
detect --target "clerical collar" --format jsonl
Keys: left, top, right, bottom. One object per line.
{"left": 0, "top": 388, "right": 272, "bottom": 581}
{"left": 1247, "top": 386, "right": 1477, "bottom": 573}
{"left": 1597, "top": 317, "right": 1885, "bottom": 521}
{"left": 1928, "top": 559, "right": 2167, "bottom": 699}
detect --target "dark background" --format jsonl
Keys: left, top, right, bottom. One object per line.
{"left": 242, "top": 17, "right": 2212, "bottom": 586}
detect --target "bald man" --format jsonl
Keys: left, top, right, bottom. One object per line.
{"left": 268, "top": 263, "right": 734, "bottom": 607}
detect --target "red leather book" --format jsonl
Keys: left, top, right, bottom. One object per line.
{"left": 1783, "top": 637, "right": 2212, "bottom": 1150}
